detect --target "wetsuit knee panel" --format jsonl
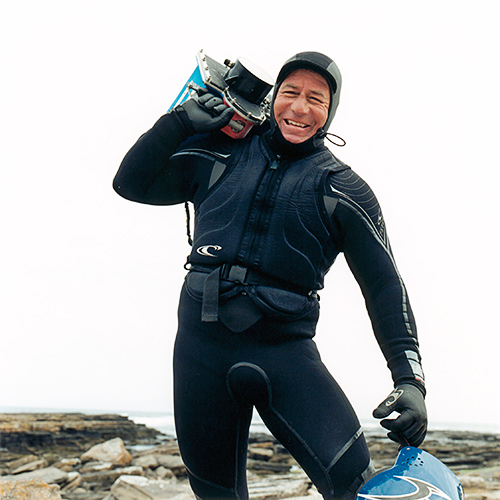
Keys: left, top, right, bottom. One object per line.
{"left": 226, "top": 362, "right": 272, "bottom": 408}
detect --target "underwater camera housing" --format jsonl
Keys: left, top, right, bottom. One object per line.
{"left": 169, "top": 50, "right": 274, "bottom": 139}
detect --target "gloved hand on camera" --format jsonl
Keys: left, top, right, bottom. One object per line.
{"left": 373, "top": 383, "right": 427, "bottom": 447}
{"left": 176, "top": 88, "right": 234, "bottom": 135}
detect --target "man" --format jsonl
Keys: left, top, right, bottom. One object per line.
{"left": 113, "top": 51, "right": 427, "bottom": 500}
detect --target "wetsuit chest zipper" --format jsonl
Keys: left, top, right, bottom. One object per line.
{"left": 243, "top": 158, "right": 283, "bottom": 267}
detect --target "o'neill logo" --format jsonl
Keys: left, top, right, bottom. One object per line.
{"left": 358, "top": 476, "right": 454, "bottom": 500}
{"left": 196, "top": 245, "right": 222, "bottom": 257}
{"left": 385, "top": 388, "right": 405, "bottom": 407}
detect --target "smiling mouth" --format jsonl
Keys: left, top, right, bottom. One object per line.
{"left": 284, "top": 119, "right": 309, "bottom": 129}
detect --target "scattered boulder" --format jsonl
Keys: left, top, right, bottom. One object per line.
{"left": 53, "top": 457, "right": 81, "bottom": 472}
{"left": 458, "top": 474, "right": 486, "bottom": 489}
{"left": 132, "top": 454, "right": 159, "bottom": 469}
{"left": 154, "top": 454, "right": 186, "bottom": 476}
{"left": 111, "top": 475, "right": 193, "bottom": 500}
{"left": 249, "top": 445, "right": 275, "bottom": 460}
{"left": 81, "top": 465, "right": 144, "bottom": 488}
{"left": 80, "top": 461, "right": 114, "bottom": 473}
{"left": 10, "top": 457, "right": 49, "bottom": 474}
{"left": 61, "top": 471, "right": 82, "bottom": 492}
{"left": 81, "top": 437, "right": 132, "bottom": 466}
{"left": 0, "top": 478, "right": 62, "bottom": 500}
{"left": 248, "top": 473, "right": 310, "bottom": 500}
{"left": 155, "top": 466, "right": 175, "bottom": 480}
{"left": 5, "top": 454, "right": 39, "bottom": 472}
{"left": 2, "top": 466, "right": 69, "bottom": 485}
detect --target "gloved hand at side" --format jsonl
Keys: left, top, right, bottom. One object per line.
{"left": 176, "top": 88, "right": 234, "bottom": 134}
{"left": 373, "top": 384, "right": 427, "bottom": 447}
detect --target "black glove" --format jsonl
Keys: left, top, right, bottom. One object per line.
{"left": 176, "top": 88, "right": 234, "bottom": 135}
{"left": 373, "top": 384, "right": 427, "bottom": 447}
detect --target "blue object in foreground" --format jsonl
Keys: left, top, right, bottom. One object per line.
{"left": 357, "top": 447, "right": 464, "bottom": 500}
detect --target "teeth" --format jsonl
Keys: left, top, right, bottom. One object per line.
{"left": 286, "top": 119, "right": 307, "bottom": 128}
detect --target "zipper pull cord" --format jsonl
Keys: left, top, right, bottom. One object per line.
{"left": 318, "top": 129, "right": 347, "bottom": 147}
{"left": 326, "top": 133, "right": 346, "bottom": 147}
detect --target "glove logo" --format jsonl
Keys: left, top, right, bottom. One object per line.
{"left": 385, "top": 388, "right": 404, "bottom": 407}
{"left": 196, "top": 245, "right": 222, "bottom": 257}
{"left": 358, "top": 476, "right": 453, "bottom": 500}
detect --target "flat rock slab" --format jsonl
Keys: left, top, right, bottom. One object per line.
{"left": 111, "top": 475, "right": 195, "bottom": 500}
{"left": 2, "top": 466, "right": 68, "bottom": 484}
{"left": 0, "top": 478, "right": 62, "bottom": 500}
{"left": 248, "top": 473, "right": 310, "bottom": 500}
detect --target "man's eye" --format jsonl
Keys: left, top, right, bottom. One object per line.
{"left": 309, "top": 96, "right": 324, "bottom": 104}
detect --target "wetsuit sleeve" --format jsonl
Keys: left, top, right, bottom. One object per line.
{"left": 326, "top": 170, "right": 425, "bottom": 394}
{"left": 113, "top": 111, "right": 198, "bottom": 205}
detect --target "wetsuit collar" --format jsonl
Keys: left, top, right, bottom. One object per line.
{"left": 263, "top": 126, "right": 325, "bottom": 160}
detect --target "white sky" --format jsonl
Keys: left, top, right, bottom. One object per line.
{"left": 1, "top": 1, "right": 499, "bottom": 432}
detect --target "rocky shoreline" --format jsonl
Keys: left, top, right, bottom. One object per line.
{"left": 0, "top": 413, "right": 499, "bottom": 500}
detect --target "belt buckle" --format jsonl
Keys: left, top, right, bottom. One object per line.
{"left": 223, "top": 264, "right": 248, "bottom": 283}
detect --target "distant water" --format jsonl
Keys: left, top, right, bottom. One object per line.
{"left": 126, "top": 411, "right": 268, "bottom": 438}
{"left": 125, "top": 411, "right": 500, "bottom": 438}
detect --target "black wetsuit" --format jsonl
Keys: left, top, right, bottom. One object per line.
{"left": 114, "top": 110, "right": 424, "bottom": 500}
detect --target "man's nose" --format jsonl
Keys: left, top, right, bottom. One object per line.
{"left": 290, "top": 94, "right": 309, "bottom": 115}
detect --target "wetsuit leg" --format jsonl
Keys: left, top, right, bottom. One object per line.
{"left": 227, "top": 339, "right": 374, "bottom": 500}
{"left": 173, "top": 287, "right": 253, "bottom": 500}
{"left": 262, "top": 340, "right": 374, "bottom": 499}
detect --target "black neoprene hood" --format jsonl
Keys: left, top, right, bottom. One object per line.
{"left": 274, "top": 51, "right": 342, "bottom": 133}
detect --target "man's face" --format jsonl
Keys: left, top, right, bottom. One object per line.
{"left": 273, "top": 69, "right": 330, "bottom": 144}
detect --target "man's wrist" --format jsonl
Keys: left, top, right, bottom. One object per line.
{"left": 152, "top": 109, "right": 195, "bottom": 144}
{"left": 397, "top": 379, "right": 426, "bottom": 397}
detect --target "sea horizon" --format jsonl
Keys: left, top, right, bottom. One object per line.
{"left": 1, "top": 406, "right": 498, "bottom": 437}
